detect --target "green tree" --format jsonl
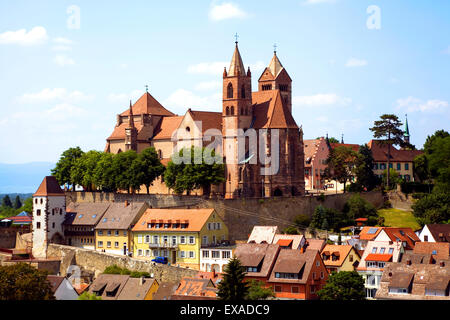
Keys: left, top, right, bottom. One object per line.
{"left": 246, "top": 280, "right": 275, "bottom": 300}
{"left": 112, "top": 150, "right": 139, "bottom": 193}
{"left": 51, "top": 146, "right": 84, "bottom": 190}
{"left": 310, "top": 205, "right": 326, "bottom": 229}
{"left": 2, "top": 195, "right": 12, "bottom": 208}
{"left": 217, "top": 257, "right": 249, "bottom": 301}
{"left": 13, "top": 196, "right": 22, "bottom": 209}
{"left": 130, "top": 147, "right": 165, "bottom": 194}
{"left": 412, "top": 193, "right": 449, "bottom": 226}
{"left": 354, "top": 144, "right": 380, "bottom": 191}
{"left": 283, "top": 226, "right": 299, "bottom": 235}
{"left": 78, "top": 292, "right": 102, "bottom": 300}
{"left": 324, "top": 146, "right": 358, "bottom": 193}
{"left": 343, "top": 193, "right": 377, "bottom": 221}
{"left": 70, "top": 150, "right": 103, "bottom": 191}
{"left": 164, "top": 146, "right": 225, "bottom": 195}
{"left": 413, "top": 153, "right": 431, "bottom": 184}
{"left": 317, "top": 271, "right": 365, "bottom": 300}
{"left": 382, "top": 168, "right": 402, "bottom": 189}
{"left": 294, "top": 214, "right": 311, "bottom": 228}
{"left": 93, "top": 152, "right": 117, "bottom": 192}
{"left": 0, "top": 263, "right": 55, "bottom": 300}
{"left": 21, "top": 197, "right": 33, "bottom": 214}
{"left": 369, "top": 114, "right": 405, "bottom": 188}
{"left": 317, "top": 136, "right": 339, "bottom": 144}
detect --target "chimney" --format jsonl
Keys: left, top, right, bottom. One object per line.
{"left": 124, "top": 200, "right": 129, "bottom": 207}
{"left": 140, "top": 276, "right": 145, "bottom": 286}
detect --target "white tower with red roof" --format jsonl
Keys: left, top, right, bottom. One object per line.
{"left": 32, "top": 176, "right": 66, "bottom": 258}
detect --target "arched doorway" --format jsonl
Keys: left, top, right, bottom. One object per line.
{"left": 273, "top": 188, "right": 283, "bottom": 197}
{"left": 50, "top": 232, "right": 64, "bottom": 244}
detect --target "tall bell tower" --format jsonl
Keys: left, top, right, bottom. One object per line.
{"left": 222, "top": 38, "right": 252, "bottom": 198}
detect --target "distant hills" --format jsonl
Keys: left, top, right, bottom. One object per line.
{"left": 0, "top": 162, "right": 55, "bottom": 194}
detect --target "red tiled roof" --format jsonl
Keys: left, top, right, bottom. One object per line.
{"left": 368, "top": 140, "right": 423, "bottom": 162}
{"left": 152, "top": 116, "right": 184, "bottom": 140}
{"left": 187, "top": 110, "right": 222, "bottom": 133}
{"left": 382, "top": 227, "right": 420, "bottom": 250}
{"left": 252, "top": 90, "right": 298, "bottom": 129}
{"left": 365, "top": 254, "right": 393, "bottom": 262}
{"left": 120, "top": 92, "right": 174, "bottom": 117}
{"left": 33, "top": 176, "right": 64, "bottom": 197}
{"left": 359, "top": 227, "right": 383, "bottom": 240}
{"left": 331, "top": 143, "right": 360, "bottom": 152}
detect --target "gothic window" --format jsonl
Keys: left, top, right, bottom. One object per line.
{"left": 279, "top": 84, "right": 288, "bottom": 92}
{"left": 227, "top": 83, "right": 233, "bottom": 98}
{"left": 230, "top": 106, "right": 235, "bottom": 115}
{"left": 241, "top": 84, "right": 246, "bottom": 98}
{"left": 226, "top": 107, "right": 230, "bottom": 116}
{"left": 262, "top": 84, "right": 272, "bottom": 91}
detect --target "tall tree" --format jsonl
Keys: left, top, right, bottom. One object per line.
{"left": 93, "top": 152, "right": 117, "bottom": 192}
{"left": 317, "top": 271, "right": 366, "bottom": 300}
{"left": 2, "top": 195, "right": 12, "bottom": 208}
{"left": 112, "top": 150, "right": 139, "bottom": 193}
{"left": 246, "top": 280, "right": 275, "bottom": 300}
{"left": 217, "top": 257, "right": 249, "bottom": 301}
{"left": 130, "top": 147, "right": 165, "bottom": 194}
{"left": 354, "top": 144, "right": 379, "bottom": 191}
{"left": 324, "top": 146, "right": 358, "bottom": 193}
{"left": 51, "top": 146, "right": 84, "bottom": 190}
{"left": 13, "top": 196, "right": 22, "bottom": 209}
{"left": 70, "top": 150, "right": 102, "bottom": 191}
{"left": 164, "top": 146, "right": 225, "bottom": 196}
{"left": 0, "top": 263, "right": 55, "bottom": 300}
{"left": 369, "top": 114, "right": 404, "bottom": 188}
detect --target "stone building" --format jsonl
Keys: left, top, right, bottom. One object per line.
{"left": 104, "top": 41, "right": 305, "bottom": 198}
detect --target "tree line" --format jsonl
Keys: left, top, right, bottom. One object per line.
{"left": 51, "top": 146, "right": 225, "bottom": 195}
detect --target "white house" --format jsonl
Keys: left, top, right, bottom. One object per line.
{"left": 47, "top": 276, "right": 79, "bottom": 300}
{"left": 200, "top": 245, "right": 235, "bottom": 273}
{"left": 32, "top": 176, "right": 67, "bottom": 258}
{"left": 419, "top": 224, "right": 450, "bottom": 243}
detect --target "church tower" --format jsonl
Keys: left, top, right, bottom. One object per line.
{"left": 258, "top": 48, "right": 292, "bottom": 112}
{"left": 125, "top": 100, "right": 138, "bottom": 151}
{"left": 222, "top": 40, "right": 252, "bottom": 198}
{"left": 404, "top": 114, "right": 410, "bottom": 144}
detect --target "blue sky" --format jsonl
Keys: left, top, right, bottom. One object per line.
{"left": 0, "top": 0, "right": 449, "bottom": 164}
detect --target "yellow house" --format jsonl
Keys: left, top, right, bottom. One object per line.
{"left": 95, "top": 201, "right": 149, "bottom": 255}
{"left": 131, "top": 208, "right": 228, "bottom": 269}
{"left": 321, "top": 244, "right": 361, "bottom": 273}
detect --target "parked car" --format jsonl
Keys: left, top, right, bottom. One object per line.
{"left": 152, "top": 256, "right": 168, "bottom": 264}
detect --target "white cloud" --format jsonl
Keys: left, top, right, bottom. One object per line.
{"left": 53, "top": 37, "right": 73, "bottom": 45}
{"left": 209, "top": 2, "right": 247, "bottom": 21}
{"left": 54, "top": 55, "right": 75, "bottom": 66}
{"left": 164, "top": 89, "right": 221, "bottom": 112}
{"left": 195, "top": 81, "right": 222, "bottom": 91}
{"left": 0, "top": 26, "right": 48, "bottom": 46}
{"left": 107, "top": 90, "right": 143, "bottom": 104}
{"left": 345, "top": 58, "right": 368, "bottom": 67}
{"left": 187, "top": 61, "right": 228, "bottom": 75}
{"left": 396, "top": 96, "right": 449, "bottom": 113}
{"left": 293, "top": 93, "right": 352, "bottom": 107}
{"left": 18, "top": 88, "right": 92, "bottom": 104}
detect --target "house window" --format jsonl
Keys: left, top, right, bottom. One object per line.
{"left": 107, "top": 230, "right": 112, "bottom": 236}
{"left": 115, "top": 242, "right": 119, "bottom": 248}
{"left": 98, "top": 230, "right": 103, "bottom": 236}
{"left": 153, "top": 235, "right": 159, "bottom": 244}
{"left": 138, "top": 234, "right": 143, "bottom": 244}
{"left": 212, "top": 251, "right": 220, "bottom": 258}
{"left": 291, "top": 286, "right": 299, "bottom": 294}
{"left": 98, "top": 241, "right": 103, "bottom": 248}
{"left": 172, "top": 236, "right": 177, "bottom": 245}
{"left": 107, "top": 241, "right": 111, "bottom": 248}
{"left": 388, "top": 248, "right": 394, "bottom": 254}
{"left": 397, "top": 163, "right": 401, "bottom": 170}
{"left": 189, "top": 236, "right": 195, "bottom": 244}
{"left": 274, "top": 285, "right": 282, "bottom": 293}
{"left": 164, "top": 223, "right": 169, "bottom": 229}
{"left": 222, "top": 251, "right": 231, "bottom": 259}
{"left": 424, "top": 235, "right": 428, "bottom": 242}
{"left": 180, "top": 236, "right": 186, "bottom": 244}
{"left": 247, "top": 267, "right": 258, "bottom": 272}
{"left": 163, "top": 236, "right": 168, "bottom": 244}
{"left": 405, "top": 163, "right": 409, "bottom": 170}
{"left": 145, "top": 250, "right": 150, "bottom": 256}
{"left": 380, "top": 248, "right": 385, "bottom": 254}
{"left": 145, "top": 235, "right": 150, "bottom": 243}
{"left": 138, "top": 249, "right": 143, "bottom": 256}
{"left": 202, "top": 250, "right": 209, "bottom": 258}
{"left": 40, "top": 198, "right": 43, "bottom": 204}
{"left": 189, "top": 251, "right": 195, "bottom": 258}
{"left": 349, "top": 255, "right": 354, "bottom": 262}
{"left": 153, "top": 249, "right": 159, "bottom": 257}
{"left": 373, "top": 163, "right": 379, "bottom": 170}
{"left": 316, "top": 261, "right": 320, "bottom": 267}
{"left": 216, "top": 223, "right": 221, "bottom": 230}
{"left": 262, "top": 84, "right": 272, "bottom": 91}
{"left": 36, "top": 222, "right": 41, "bottom": 229}
{"left": 372, "top": 247, "right": 377, "bottom": 254}
{"left": 37, "top": 209, "right": 41, "bottom": 216}
{"left": 389, "top": 163, "right": 393, "bottom": 169}
{"left": 180, "top": 251, "right": 186, "bottom": 258}
{"left": 115, "top": 230, "right": 119, "bottom": 236}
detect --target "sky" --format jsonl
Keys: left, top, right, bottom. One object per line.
{"left": 0, "top": 0, "right": 449, "bottom": 164}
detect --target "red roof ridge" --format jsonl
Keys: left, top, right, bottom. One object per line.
{"left": 33, "top": 176, "right": 64, "bottom": 197}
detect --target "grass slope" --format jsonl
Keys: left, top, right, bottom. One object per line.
{"left": 378, "top": 208, "right": 421, "bottom": 231}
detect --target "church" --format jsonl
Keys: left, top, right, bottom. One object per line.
{"left": 104, "top": 41, "right": 305, "bottom": 199}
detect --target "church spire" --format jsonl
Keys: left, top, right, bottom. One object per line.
{"left": 404, "top": 114, "right": 410, "bottom": 144}
{"left": 268, "top": 49, "right": 284, "bottom": 78}
{"left": 128, "top": 100, "right": 135, "bottom": 128}
{"left": 228, "top": 40, "right": 246, "bottom": 77}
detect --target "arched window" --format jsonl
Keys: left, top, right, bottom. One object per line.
{"left": 227, "top": 83, "right": 233, "bottom": 98}
{"left": 239, "top": 167, "right": 243, "bottom": 182}
{"left": 226, "top": 107, "right": 230, "bottom": 115}
{"left": 158, "top": 150, "right": 162, "bottom": 159}
{"left": 230, "top": 106, "right": 234, "bottom": 115}
{"left": 241, "top": 84, "right": 246, "bottom": 98}
{"left": 117, "top": 149, "right": 122, "bottom": 154}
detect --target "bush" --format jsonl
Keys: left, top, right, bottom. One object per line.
{"left": 343, "top": 194, "right": 377, "bottom": 219}
{"left": 412, "top": 193, "right": 450, "bottom": 226}
{"left": 294, "top": 214, "right": 311, "bottom": 228}
{"left": 317, "top": 193, "right": 326, "bottom": 202}
{"left": 381, "top": 200, "right": 392, "bottom": 209}
{"left": 347, "top": 183, "right": 363, "bottom": 193}
{"left": 412, "top": 193, "right": 428, "bottom": 200}
{"left": 283, "top": 226, "right": 299, "bottom": 235}
{"left": 400, "top": 182, "right": 434, "bottom": 194}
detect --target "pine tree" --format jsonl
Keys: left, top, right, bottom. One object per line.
{"left": 14, "top": 196, "right": 22, "bottom": 209}
{"left": 217, "top": 257, "right": 249, "bottom": 301}
{"left": 2, "top": 195, "right": 12, "bottom": 208}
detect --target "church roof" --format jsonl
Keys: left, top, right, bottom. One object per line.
{"left": 120, "top": 92, "right": 174, "bottom": 117}
{"left": 152, "top": 116, "right": 184, "bottom": 140}
{"left": 252, "top": 90, "right": 298, "bottom": 129}
{"left": 228, "top": 43, "right": 246, "bottom": 77}
{"left": 107, "top": 122, "right": 144, "bottom": 141}
{"left": 187, "top": 109, "right": 223, "bottom": 133}
{"left": 33, "top": 176, "right": 64, "bottom": 197}
{"left": 268, "top": 52, "right": 284, "bottom": 78}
